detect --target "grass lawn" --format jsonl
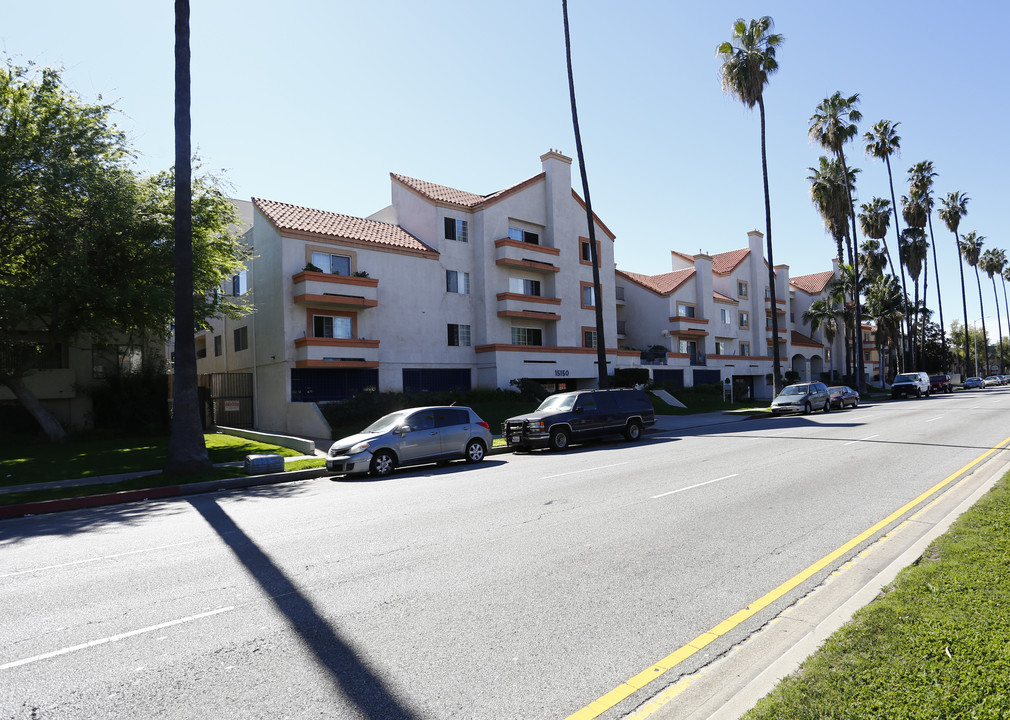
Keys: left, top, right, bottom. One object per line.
{"left": 743, "top": 474, "right": 1010, "bottom": 719}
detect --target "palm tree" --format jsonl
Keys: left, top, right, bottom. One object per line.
{"left": 1002, "top": 265, "right": 1010, "bottom": 373}
{"left": 909, "top": 161, "right": 946, "bottom": 370}
{"left": 808, "top": 157, "right": 855, "bottom": 268}
{"left": 810, "top": 92, "right": 866, "bottom": 391}
{"left": 864, "top": 274, "right": 904, "bottom": 383}
{"left": 827, "top": 268, "right": 859, "bottom": 380}
{"left": 980, "top": 248, "right": 1006, "bottom": 373}
{"left": 858, "top": 198, "right": 893, "bottom": 279}
{"left": 717, "top": 16, "right": 784, "bottom": 393}
{"left": 859, "top": 238, "right": 888, "bottom": 281}
{"left": 959, "top": 231, "right": 987, "bottom": 373}
{"left": 562, "top": 0, "right": 607, "bottom": 387}
{"left": 938, "top": 191, "right": 970, "bottom": 374}
{"left": 863, "top": 120, "right": 903, "bottom": 283}
{"left": 803, "top": 295, "right": 842, "bottom": 382}
{"left": 901, "top": 188, "right": 932, "bottom": 366}
{"left": 165, "top": 0, "right": 212, "bottom": 475}
{"left": 900, "top": 227, "right": 928, "bottom": 368}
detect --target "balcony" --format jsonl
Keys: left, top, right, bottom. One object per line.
{"left": 668, "top": 315, "right": 710, "bottom": 334}
{"left": 292, "top": 271, "right": 378, "bottom": 310}
{"left": 494, "top": 238, "right": 560, "bottom": 274}
{"left": 496, "top": 292, "right": 561, "bottom": 321}
{"left": 293, "top": 337, "right": 379, "bottom": 368}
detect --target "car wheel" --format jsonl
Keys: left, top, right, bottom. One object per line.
{"left": 823, "top": 399, "right": 831, "bottom": 413}
{"left": 804, "top": 402, "right": 812, "bottom": 415}
{"left": 464, "top": 439, "right": 486, "bottom": 464}
{"left": 915, "top": 388, "right": 922, "bottom": 398}
{"left": 624, "top": 420, "right": 643, "bottom": 441}
{"left": 369, "top": 450, "right": 396, "bottom": 477}
{"left": 852, "top": 397, "right": 859, "bottom": 408}
{"left": 549, "top": 427, "right": 570, "bottom": 451}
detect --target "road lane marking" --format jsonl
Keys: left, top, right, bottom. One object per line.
{"left": 0, "top": 607, "right": 234, "bottom": 671}
{"left": 651, "top": 475, "right": 738, "bottom": 499}
{"left": 565, "top": 434, "right": 1010, "bottom": 720}
{"left": 0, "top": 539, "right": 209, "bottom": 579}
{"left": 542, "top": 462, "right": 628, "bottom": 480}
{"left": 925, "top": 416, "right": 944, "bottom": 423}
{"left": 843, "top": 434, "right": 879, "bottom": 446}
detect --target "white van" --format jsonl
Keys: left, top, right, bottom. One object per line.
{"left": 891, "top": 371, "right": 931, "bottom": 399}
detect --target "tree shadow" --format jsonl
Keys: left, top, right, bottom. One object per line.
{"left": 189, "top": 496, "right": 419, "bottom": 720}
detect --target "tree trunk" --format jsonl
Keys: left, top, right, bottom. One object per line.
{"left": 926, "top": 214, "right": 946, "bottom": 371}
{"left": 838, "top": 152, "right": 865, "bottom": 392}
{"left": 955, "top": 231, "right": 970, "bottom": 377}
{"left": 921, "top": 252, "right": 928, "bottom": 368}
{"left": 1002, "top": 276, "right": 1009, "bottom": 374}
{"left": 976, "top": 266, "right": 988, "bottom": 376}
{"left": 0, "top": 375, "right": 67, "bottom": 442}
{"left": 992, "top": 277, "right": 1003, "bottom": 374}
{"left": 165, "top": 0, "right": 211, "bottom": 475}
{"left": 757, "top": 97, "right": 782, "bottom": 395}
{"left": 885, "top": 154, "right": 911, "bottom": 371}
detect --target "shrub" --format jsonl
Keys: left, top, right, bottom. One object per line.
{"left": 611, "top": 368, "right": 650, "bottom": 388}
{"left": 88, "top": 360, "right": 170, "bottom": 435}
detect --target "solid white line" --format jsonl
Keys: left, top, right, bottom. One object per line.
{"left": 652, "top": 474, "right": 738, "bottom": 499}
{"left": 0, "top": 539, "right": 209, "bottom": 579}
{"left": 0, "top": 606, "right": 234, "bottom": 671}
{"left": 843, "top": 434, "right": 879, "bottom": 446}
{"left": 925, "top": 416, "right": 944, "bottom": 423}
{"left": 542, "top": 462, "right": 628, "bottom": 480}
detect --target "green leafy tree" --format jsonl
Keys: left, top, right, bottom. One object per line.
{"left": 808, "top": 157, "right": 857, "bottom": 268}
{"left": 810, "top": 91, "right": 866, "bottom": 391}
{"left": 908, "top": 161, "right": 946, "bottom": 369}
{"left": 859, "top": 239, "right": 888, "bottom": 282}
{"left": 858, "top": 198, "right": 894, "bottom": 280}
{"left": 938, "top": 191, "right": 971, "bottom": 373}
{"left": 717, "top": 16, "right": 784, "bottom": 393}
{"left": 863, "top": 120, "right": 904, "bottom": 292}
{"left": 899, "top": 227, "right": 928, "bottom": 367}
{"left": 802, "top": 295, "right": 842, "bottom": 382}
{"left": 0, "top": 60, "right": 246, "bottom": 442}
{"left": 864, "top": 274, "right": 904, "bottom": 383}
{"left": 959, "top": 231, "right": 988, "bottom": 372}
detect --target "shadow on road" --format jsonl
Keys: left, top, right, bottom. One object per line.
{"left": 190, "top": 496, "right": 419, "bottom": 720}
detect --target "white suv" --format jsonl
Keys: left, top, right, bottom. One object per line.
{"left": 891, "top": 371, "right": 931, "bottom": 399}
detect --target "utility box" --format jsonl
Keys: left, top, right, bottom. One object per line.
{"left": 244, "top": 453, "right": 284, "bottom": 475}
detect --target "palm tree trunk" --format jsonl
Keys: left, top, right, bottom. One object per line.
{"left": 1002, "top": 276, "right": 1009, "bottom": 373}
{"left": 975, "top": 266, "right": 988, "bottom": 375}
{"left": 757, "top": 96, "right": 783, "bottom": 395}
{"left": 926, "top": 214, "right": 947, "bottom": 371}
{"left": 992, "top": 276, "right": 1003, "bottom": 375}
{"left": 562, "top": 0, "right": 608, "bottom": 389}
{"left": 165, "top": 0, "right": 212, "bottom": 476}
{"left": 838, "top": 152, "right": 865, "bottom": 392}
{"left": 955, "top": 231, "right": 970, "bottom": 378}
{"left": 884, "top": 154, "right": 911, "bottom": 370}
{"left": 921, "top": 252, "right": 929, "bottom": 368}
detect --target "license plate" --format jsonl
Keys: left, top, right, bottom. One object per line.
{"left": 510, "top": 435, "right": 521, "bottom": 444}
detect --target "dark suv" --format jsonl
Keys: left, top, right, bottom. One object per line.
{"left": 503, "top": 389, "right": 656, "bottom": 451}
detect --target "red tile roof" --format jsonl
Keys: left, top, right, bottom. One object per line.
{"left": 791, "top": 329, "right": 823, "bottom": 347}
{"left": 712, "top": 248, "right": 751, "bottom": 275}
{"left": 391, "top": 172, "right": 544, "bottom": 210}
{"left": 790, "top": 270, "right": 835, "bottom": 294}
{"left": 252, "top": 198, "right": 436, "bottom": 255}
{"left": 617, "top": 268, "right": 695, "bottom": 295}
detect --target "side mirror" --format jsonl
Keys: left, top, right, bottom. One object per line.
{"left": 397, "top": 424, "right": 411, "bottom": 435}
{"left": 574, "top": 406, "right": 584, "bottom": 414}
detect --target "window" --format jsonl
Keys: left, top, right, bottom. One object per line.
{"left": 721, "top": 308, "right": 732, "bottom": 324}
{"left": 313, "top": 315, "right": 352, "bottom": 339}
{"left": 581, "top": 239, "right": 593, "bottom": 262}
{"left": 678, "top": 339, "right": 698, "bottom": 354}
{"left": 766, "top": 316, "right": 773, "bottom": 329}
{"left": 738, "top": 280, "right": 748, "bottom": 298}
{"left": 444, "top": 217, "right": 468, "bottom": 242}
{"left": 311, "top": 252, "right": 351, "bottom": 275}
{"left": 231, "top": 270, "right": 247, "bottom": 296}
{"left": 714, "top": 341, "right": 726, "bottom": 355}
{"left": 740, "top": 342, "right": 751, "bottom": 355}
{"left": 509, "top": 277, "right": 541, "bottom": 296}
{"left": 447, "top": 323, "right": 472, "bottom": 347}
{"left": 583, "top": 329, "right": 597, "bottom": 348}
{"left": 581, "top": 282, "right": 596, "bottom": 308}
{"left": 511, "top": 327, "right": 543, "bottom": 346}
{"left": 92, "top": 344, "right": 141, "bottom": 379}
{"left": 446, "top": 270, "right": 470, "bottom": 294}
{"left": 739, "top": 311, "right": 749, "bottom": 329}
{"left": 214, "top": 335, "right": 222, "bottom": 357}
{"left": 508, "top": 227, "right": 540, "bottom": 245}
{"left": 677, "top": 303, "right": 696, "bottom": 318}
{"left": 234, "top": 326, "right": 249, "bottom": 351}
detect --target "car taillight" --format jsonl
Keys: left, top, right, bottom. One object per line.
{"left": 477, "top": 421, "right": 490, "bottom": 430}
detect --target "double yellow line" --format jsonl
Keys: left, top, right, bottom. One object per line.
{"left": 567, "top": 436, "right": 1010, "bottom": 720}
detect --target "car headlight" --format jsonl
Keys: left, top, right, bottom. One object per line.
{"left": 349, "top": 441, "right": 371, "bottom": 455}
{"left": 529, "top": 421, "right": 545, "bottom": 432}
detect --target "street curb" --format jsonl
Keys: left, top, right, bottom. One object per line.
{"left": 0, "top": 467, "right": 330, "bottom": 520}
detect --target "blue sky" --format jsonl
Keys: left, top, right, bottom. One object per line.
{"left": 5, "top": 1, "right": 1008, "bottom": 333}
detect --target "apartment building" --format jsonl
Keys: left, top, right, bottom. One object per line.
{"left": 196, "top": 151, "right": 636, "bottom": 436}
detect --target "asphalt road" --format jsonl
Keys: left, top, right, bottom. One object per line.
{"left": 3, "top": 388, "right": 1010, "bottom": 720}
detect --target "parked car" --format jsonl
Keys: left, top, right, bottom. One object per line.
{"left": 827, "top": 385, "right": 860, "bottom": 409}
{"left": 503, "top": 388, "right": 656, "bottom": 451}
{"left": 929, "top": 374, "right": 953, "bottom": 394}
{"left": 891, "top": 371, "right": 931, "bottom": 399}
{"left": 770, "top": 382, "right": 831, "bottom": 415}
{"left": 984, "top": 375, "right": 1002, "bottom": 387}
{"left": 963, "top": 376, "right": 984, "bottom": 389}
{"left": 325, "top": 406, "right": 493, "bottom": 477}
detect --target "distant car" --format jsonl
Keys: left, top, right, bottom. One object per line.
{"left": 984, "top": 376, "right": 1002, "bottom": 387}
{"left": 770, "top": 382, "right": 831, "bottom": 415}
{"left": 827, "top": 385, "right": 860, "bottom": 409}
{"left": 963, "top": 376, "right": 984, "bottom": 389}
{"left": 929, "top": 374, "right": 953, "bottom": 394}
{"left": 325, "top": 406, "right": 492, "bottom": 477}
{"left": 891, "top": 371, "right": 931, "bottom": 399}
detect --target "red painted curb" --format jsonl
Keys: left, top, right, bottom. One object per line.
{"left": 0, "top": 485, "right": 181, "bottom": 520}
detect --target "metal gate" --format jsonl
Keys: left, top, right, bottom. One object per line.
{"left": 206, "top": 373, "right": 254, "bottom": 429}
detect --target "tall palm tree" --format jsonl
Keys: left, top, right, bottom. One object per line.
{"left": 859, "top": 238, "right": 888, "bottom": 282}
{"left": 858, "top": 198, "right": 892, "bottom": 279}
{"left": 165, "top": 0, "right": 211, "bottom": 475}
{"left": 938, "top": 191, "right": 970, "bottom": 374}
{"left": 810, "top": 92, "right": 866, "bottom": 391}
{"left": 827, "top": 268, "right": 859, "bottom": 380}
{"left": 864, "top": 274, "right": 904, "bottom": 383}
{"left": 980, "top": 248, "right": 1006, "bottom": 373}
{"left": 808, "top": 157, "right": 855, "bottom": 268}
{"left": 863, "top": 120, "right": 903, "bottom": 284}
{"left": 562, "top": 0, "right": 607, "bottom": 387}
{"left": 901, "top": 188, "right": 932, "bottom": 366}
{"left": 900, "top": 227, "right": 929, "bottom": 368}
{"left": 717, "top": 16, "right": 784, "bottom": 393}
{"left": 803, "top": 295, "right": 842, "bottom": 382}
{"left": 1002, "top": 264, "right": 1010, "bottom": 373}
{"left": 959, "top": 231, "right": 988, "bottom": 374}
{"left": 909, "top": 161, "right": 946, "bottom": 370}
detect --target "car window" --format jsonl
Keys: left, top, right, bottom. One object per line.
{"left": 362, "top": 411, "right": 409, "bottom": 433}
{"left": 576, "top": 394, "right": 598, "bottom": 411}
{"left": 435, "top": 409, "right": 468, "bottom": 428}
{"left": 405, "top": 411, "right": 436, "bottom": 431}
{"left": 595, "top": 393, "right": 617, "bottom": 410}
{"left": 537, "top": 394, "right": 576, "bottom": 412}
{"left": 782, "top": 385, "right": 808, "bottom": 395}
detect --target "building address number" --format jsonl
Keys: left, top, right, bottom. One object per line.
{"left": 555, "top": 369, "right": 570, "bottom": 377}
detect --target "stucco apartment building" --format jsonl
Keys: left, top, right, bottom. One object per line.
{"left": 196, "top": 151, "right": 637, "bottom": 436}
